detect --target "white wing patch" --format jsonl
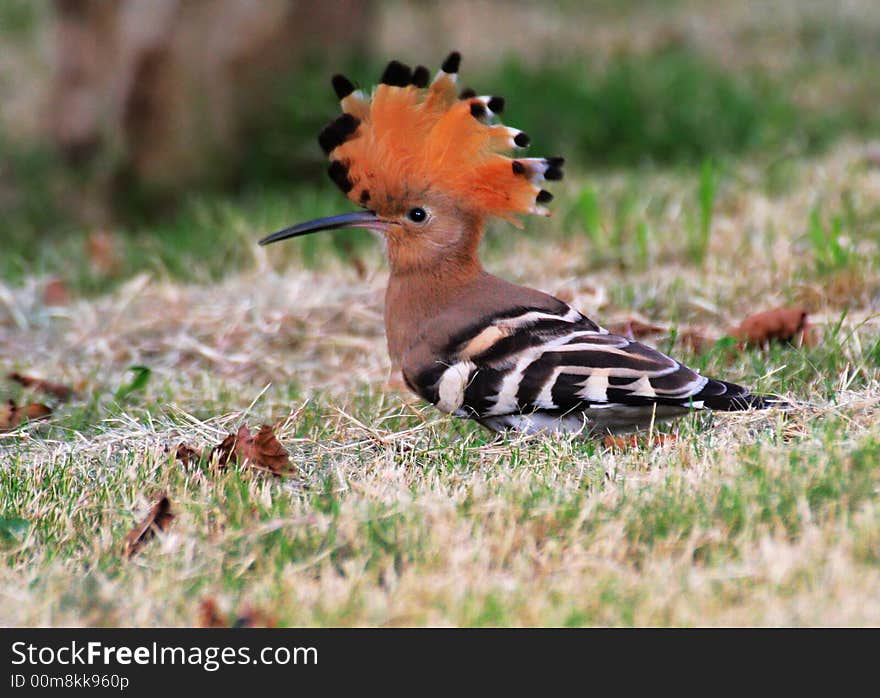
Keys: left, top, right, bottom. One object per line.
{"left": 435, "top": 360, "right": 476, "bottom": 413}
{"left": 579, "top": 371, "right": 610, "bottom": 402}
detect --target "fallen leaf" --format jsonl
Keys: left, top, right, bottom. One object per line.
{"left": 208, "top": 424, "right": 294, "bottom": 475}
{"left": 604, "top": 433, "right": 676, "bottom": 449}
{"left": 208, "top": 427, "right": 244, "bottom": 468}
{"left": 731, "top": 306, "right": 811, "bottom": 347}
{"left": 241, "top": 424, "right": 293, "bottom": 475}
{"left": 197, "top": 597, "right": 277, "bottom": 628}
{"left": 0, "top": 399, "right": 52, "bottom": 430}
{"left": 23, "top": 403, "right": 52, "bottom": 420}
{"left": 174, "top": 443, "right": 202, "bottom": 468}
{"left": 7, "top": 372, "right": 74, "bottom": 401}
{"left": 43, "top": 278, "right": 70, "bottom": 306}
{"left": 123, "top": 493, "right": 174, "bottom": 559}
{"left": 87, "top": 229, "right": 122, "bottom": 276}
{"left": 198, "top": 598, "right": 227, "bottom": 628}
{"left": 608, "top": 317, "right": 666, "bottom": 339}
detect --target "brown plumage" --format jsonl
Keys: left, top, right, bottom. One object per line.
{"left": 260, "top": 53, "right": 785, "bottom": 438}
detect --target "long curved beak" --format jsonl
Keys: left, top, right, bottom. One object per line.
{"left": 259, "top": 210, "right": 389, "bottom": 246}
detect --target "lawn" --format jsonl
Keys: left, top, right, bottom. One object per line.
{"left": 1, "top": 0, "right": 879, "bottom": 626}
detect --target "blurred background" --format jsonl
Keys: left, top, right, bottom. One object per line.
{"left": 1, "top": 0, "right": 878, "bottom": 291}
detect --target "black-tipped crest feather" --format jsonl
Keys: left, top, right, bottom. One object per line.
{"left": 327, "top": 160, "right": 353, "bottom": 193}
{"left": 318, "top": 113, "right": 360, "bottom": 154}
{"left": 411, "top": 65, "right": 429, "bottom": 87}
{"left": 441, "top": 51, "right": 461, "bottom": 74}
{"left": 331, "top": 74, "right": 355, "bottom": 100}
{"left": 380, "top": 60, "right": 412, "bottom": 87}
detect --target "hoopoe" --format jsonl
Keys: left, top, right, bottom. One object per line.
{"left": 260, "top": 53, "right": 783, "bottom": 437}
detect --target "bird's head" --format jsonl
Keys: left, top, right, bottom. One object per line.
{"left": 260, "top": 52, "right": 563, "bottom": 273}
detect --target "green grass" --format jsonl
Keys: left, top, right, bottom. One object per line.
{"left": 2, "top": 1, "right": 880, "bottom": 627}
{"left": 1, "top": 137, "right": 878, "bottom": 625}
{"left": 1, "top": 377, "right": 878, "bottom": 625}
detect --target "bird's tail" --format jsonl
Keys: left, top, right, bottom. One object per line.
{"left": 695, "top": 378, "right": 791, "bottom": 411}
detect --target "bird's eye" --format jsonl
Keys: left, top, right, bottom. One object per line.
{"left": 407, "top": 207, "right": 428, "bottom": 223}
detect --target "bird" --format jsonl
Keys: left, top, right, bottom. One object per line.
{"left": 259, "top": 52, "right": 784, "bottom": 438}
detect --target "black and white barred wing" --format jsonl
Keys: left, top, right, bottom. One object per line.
{"left": 411, "top": 305, "right": 759, "bottom": 433}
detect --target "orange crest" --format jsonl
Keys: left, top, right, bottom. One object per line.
{"left": 318, "top": 52, "right": 563, "bottom": 221}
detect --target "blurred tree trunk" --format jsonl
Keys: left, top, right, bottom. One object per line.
{"left": 49, "top": 0, "right": 374, "bottom": 220}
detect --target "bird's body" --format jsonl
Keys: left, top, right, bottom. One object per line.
{"left": 388, "top": 264, "right": 767, "bottom": 436}
{"left": 260, "top": 52, "right": 782, "bottom": 438}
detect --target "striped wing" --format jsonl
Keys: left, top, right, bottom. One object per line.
{"left": 407, "top": 305, "right": 754, "bottom": 430}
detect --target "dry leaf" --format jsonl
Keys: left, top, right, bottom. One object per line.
{"left": 198, "top": 598, "right": 227, "bottom": 628}
{"left": 123, "top": 493, "right": 174, "bottom": 558}
{"left": 174, "top": 443, "right": 202, "bottom": 468}
{"left": 731, "top": 306, "right": 811, "bottom": 347}
{"left": 604, "top": 433, "right": 676, "bottom": 449}
{"left": 208, "top": 424, "right": 294, "bottom": 475}
{"left": 87, "top": 229, "right": 122, "bottom": 276}
{"left": 7, "top": 372, "right": 74, "bottom": 401}
{"left": 0, "top": 399, "right": 52, "bottom": 430}
{"left": 208, "top": 427, "right": 244, "bottom": 468}
{"left": 607, "top": 317, "right": 666, "bottom": 339}
{"left": 43, "top": 278, "right": 70, "bottom": 306}
{"left": 198, "top": 597, "right": 277, "bottom": 628}
{"left": 240, "top": 424, "right": 293, "bottom": 475}
{"left": 23, "top": 402, "right": 52, "bottom": 420}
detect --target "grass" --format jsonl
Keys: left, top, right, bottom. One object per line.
{"left": 2, "top": 139, "right": 880, "bottom": 626}
{"left": 1, "top": 1, "right": 880, "bottom": 627}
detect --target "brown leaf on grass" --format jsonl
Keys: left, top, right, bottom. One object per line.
{"left": 197, "top": 598, "right": 227, "bottom": 628}
{"left": 208, "top": 427, "right": 244, "bottom": 468}
{"left": 731, "top": 306, "right": 812, "bottom": 348}
{"left": 197, "top": 597, "right": 277, "bottom": 628}
{"left": 0, "top": 399, "right": 52, "bottom": 430}
{"left": 241, "top": 424, "right": 293, "bottom": 475}
{"left": 23, "top": 402, "right": 52, "bottom": 420}
{"left": 603, "top": 433, "right": 677, "bottom": 449}
{"left": 7, "top": 372, "right": 75, "bottom": 401}
{"left": 174, "top": 443, "right": 202, "bottom": 468}
{"left": 123, "top": 493, "right": 174, "bottom": 559}
{"left": 207, "top": 424, "right": 294, "bottom": 475}
{"left": 607, "top": 317, "right": 666, "bottom": 339}
{"left": 43, "top": 278, "right": 70, "bottom": 306}
{"left": 87, "top": 229, "right": 122, "bottom": 276}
